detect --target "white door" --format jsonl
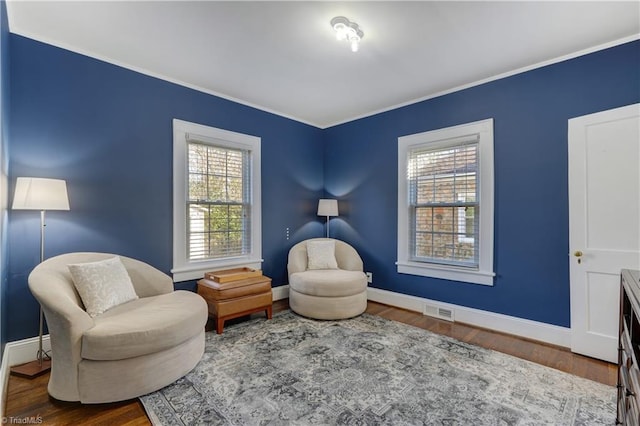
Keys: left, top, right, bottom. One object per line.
{"left": 569, "top": 103, "right": 640, "bottom": 363}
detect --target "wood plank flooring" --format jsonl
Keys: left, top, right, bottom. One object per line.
{"left": 5, "top": 300, "right": 617, "bottom": 425}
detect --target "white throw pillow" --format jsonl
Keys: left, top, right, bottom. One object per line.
{"left": 307, "top": 240, "right": 338, "bottom": 270}
{"left": 68, "top": 256, "right": 139, "bottom": 317}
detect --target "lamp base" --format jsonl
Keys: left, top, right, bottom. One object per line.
{"left": 10, "top": 359, "right": 51, "bottom": 378}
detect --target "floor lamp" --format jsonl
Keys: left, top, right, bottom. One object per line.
{"left": 317, "top": 199, "right": 338, "bottom": 238}
{"left": 11, "top": 177, "right": 70, "bottom": 378}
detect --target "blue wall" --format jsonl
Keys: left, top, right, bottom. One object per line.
{"left": 324, "top": 40, "right": 640, "bottom": 328}
{"left": 7, "top": 35, "right": 325, "bottom": 341}
{"left": 5, "top": 32, "right": 639, "bottom": 342}
{"left": 0, "top": 0, "right": 9, "bottom": 352}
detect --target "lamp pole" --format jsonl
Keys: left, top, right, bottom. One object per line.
{"left": 326, "top": 215, "right": 330, "bottom": 238}
{"left": 37, "top": 210, "right": 46, "bottom": 366}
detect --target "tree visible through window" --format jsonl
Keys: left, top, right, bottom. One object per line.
{"left": 187, "top": 141, "right": 250, "bottom": 260}
{"left": 173, "top": 119, "right": 261, "bottom": 283}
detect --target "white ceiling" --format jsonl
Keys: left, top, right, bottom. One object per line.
{"left": 7, "top": 1, "right": 640, "bottom": 128}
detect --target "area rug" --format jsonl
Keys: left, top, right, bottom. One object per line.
{"left": 140, "top": 311, "right": 615, "bottom": 425}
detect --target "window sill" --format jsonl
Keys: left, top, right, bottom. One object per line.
{"left": 172, "top": 257, "right": 264, "bottom": 282}
{"left": 396, "top": 260, "right": 495, "bottom": 286}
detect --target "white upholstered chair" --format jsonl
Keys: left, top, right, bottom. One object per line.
{"left": 287, "top": 238, "right": 367, "bottom": 319}
{"left": 28, "top": 252, "right": 208, "bottom": 403}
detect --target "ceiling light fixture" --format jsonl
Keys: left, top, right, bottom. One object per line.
{"left": 331, "top": 16, "right": 364, "bottom": 53}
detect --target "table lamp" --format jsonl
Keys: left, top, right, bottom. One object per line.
{"left": 317, "top": 199, "right": 338, "bottom": 238}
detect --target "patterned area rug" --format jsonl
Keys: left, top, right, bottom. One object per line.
{"left": 140, "top": 311, "right": 615, "bottom": 425}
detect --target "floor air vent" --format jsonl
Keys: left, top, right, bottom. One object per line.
{"left": 423, "top": 304, "right": 454, "bottom": 322}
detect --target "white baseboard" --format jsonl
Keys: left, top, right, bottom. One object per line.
{"left": 0, "top": 335, "right": 51, "bottom": 419}
{"left": 3, "top": 335, "right": 51, "bottom": 368}
{"left": 0, "top": 345, "right": 9, "bottom": 420}
{"left": 367, "top": 287, "right": 571, "bottom": 348}
{"left": 272, "top": 285, "right": 568, "bottom": 347}
{"left": 272, "top": 284, "right": 289, "bottom": 301}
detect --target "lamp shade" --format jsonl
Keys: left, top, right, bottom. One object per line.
{"left": 12, "top": 177, "right": 70, "bottom": 211}
{"left": 317, "top": 199, "right": 338, "bottom": 217}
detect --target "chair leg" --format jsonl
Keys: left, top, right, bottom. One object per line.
{"left": 216, "top": 317, "right": 225, "bottom": 334}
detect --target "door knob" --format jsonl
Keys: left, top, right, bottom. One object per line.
{"left": 574, "top": 250, "right": 583, "bottom": 264}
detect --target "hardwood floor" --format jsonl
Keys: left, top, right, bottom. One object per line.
{"left": 365, "top": 302, "right": 617, "bottom": 386}
{"left": 5, "top": 300, "right": 617, "bottom": 425}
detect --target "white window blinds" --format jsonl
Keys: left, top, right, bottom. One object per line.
{"left": 187, "top": 138, "right": 251, "bottom": 260}
{"left": 408, "top": 136, "right": 479, "bottom": 268}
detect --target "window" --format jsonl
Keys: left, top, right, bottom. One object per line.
{"left": 172, "top": 119, "right": 261, "bottom": 282}
{"left": 409, "top": 142, "right": 478, "bottom": 267}
{"left": 397, "top": 119, "right": 495, "bottom": 285}
{"left": 187, "top": 142, "right": 250, "bottom": 260}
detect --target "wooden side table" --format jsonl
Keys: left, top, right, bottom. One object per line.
{"left": 197, "top": 275, "right": 272, "bottom": 334}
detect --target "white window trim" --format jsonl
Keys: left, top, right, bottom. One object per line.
{"left": 172, "top": 119, "right": 262, "bottom": 282}
{"left": 397, "top": 118, "right": 495, "bottom": 286}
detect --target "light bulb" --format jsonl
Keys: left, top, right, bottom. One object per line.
{"left": 330, "top": 16, "right": 364, "bottom": 52}
{"left": 348, "top": 32, "right": 360, "bottom": 53}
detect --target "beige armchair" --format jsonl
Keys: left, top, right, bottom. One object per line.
{"left": 28, "top": 252, "right": 208, "bottom": 403}
{"left": 287, "top": 238, "right": 367, "bottom": 319}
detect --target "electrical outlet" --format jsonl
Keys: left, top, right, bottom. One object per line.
{"left": 366, "top": 272, "right": 372, "bottom": 283}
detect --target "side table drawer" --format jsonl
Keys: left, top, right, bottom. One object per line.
{"left": 213, "top": 291, "right": 272, "bottom": 317}
{"left": 198, "top": 278, "right": 271, "bottom": 301}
